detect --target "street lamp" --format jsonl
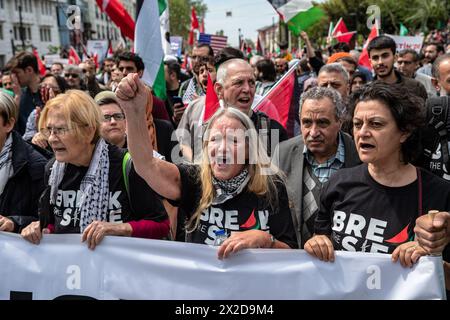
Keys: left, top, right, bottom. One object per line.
{"left": 18, "top": 4, "right": 25, "bottom": 50}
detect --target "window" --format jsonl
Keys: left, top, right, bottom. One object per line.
{"left": 102, "top": 26, "right": 105, "bottom": 39}
{"left": 29, "top": 0, "right": 33, "bottom": 13}
{"left": 96, "top": 25, "right": 100, "bottom": 39}
{"left": 13, "top": 25, "right": 31, "bottom": 41}
{"left": 95, "top": 6, "right": 98, "bottom": 19}
{"left": 40, "top": 27, "right": 51, "bottom": 42}
{"left": 0, "top": 0, "right": 4, "bottom": 10}
{"left": 0, "top": 24, "right": 3, "bottom": 40}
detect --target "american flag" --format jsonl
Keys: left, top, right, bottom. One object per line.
{"left": 198, "top": 33, "right": 228, "bottom": 54}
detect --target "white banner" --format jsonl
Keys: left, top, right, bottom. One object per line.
{"left": 0, "top": 232, "right": 445, "bottom": 300}
{"left": 86, "top": 40, "right": 108, "bottom": 60}
{"left": 386, "top": 34, "right": 424, "bottom": 53}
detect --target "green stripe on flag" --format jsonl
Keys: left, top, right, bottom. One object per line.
{"left": 158, "top": 0, "right": 167, "bottom": 15}
{"left": 153, "top": 62, "right": 167, "bottom": 101}
{"left": 287, "top": 6, "right": 325, "bottom": 36}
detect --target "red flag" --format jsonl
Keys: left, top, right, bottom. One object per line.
{"left": 199, "top": 19, "right": 205, "bottom": 33}
{"left": 332, "top": 18, "right": 356, "bottom": 44}
{"left": 68, "top": 46, "right": 81, "bottom": 65}
{"left": 253, "top": 62, "right": 298, "bottom": 128}
{"left": 203, "top": 73, "right": 220, "bottom": 122}
{"left": 96, "top": 0, "right": 135, "bottom": 40}
{"left": 358, "top": 24, "right": 379, "bottom": 70}
{"left": 188, "top": 30, "right": 195, "bottom": 46}
{"left": 191, "top": 7, "right": 199, "bottom": 30}
{"left": 32, "top": 48, "right": 46, "bottom": 76}
{"left": 93, "top": 53, "right": 99, "bottom": 69}
{"left": 107, "top": 41, "right": 114, "bottom": 58}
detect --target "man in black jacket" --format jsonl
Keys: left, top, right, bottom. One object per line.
{"left": 0, "top": 91, "right": 47, "bottom": 233}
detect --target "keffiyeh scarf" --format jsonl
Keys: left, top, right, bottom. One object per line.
{"left": 49, "top": 139, "right": 110, "bottom": 232}
{"left": 212, "top": 168, "right": 250, "bottom": 205}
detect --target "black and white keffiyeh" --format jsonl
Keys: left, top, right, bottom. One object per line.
{"left": 212, "top": 168, "right": 249, "bottom": 205}
{"left": 0, "top": 133, "right": 13, "bottom": 195}
{"left": 49, "top": 138, "right": 110, "bottom": 232}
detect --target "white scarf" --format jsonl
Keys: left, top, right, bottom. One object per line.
{"left": 0, "top": 133, "right": 13, "bottom": 195}
{"left": 49, "top": 139, "right": 110, "bottom": 232}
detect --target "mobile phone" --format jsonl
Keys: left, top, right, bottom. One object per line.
{"left": 172, "top": 96, "right": 183, "bottom": 104}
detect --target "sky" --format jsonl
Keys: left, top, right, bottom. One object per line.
{"left": 203, "top": 0, "right": 279, "bottom": 47}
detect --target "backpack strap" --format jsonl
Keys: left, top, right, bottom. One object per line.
{"left": 122, "top": 151, "right": 134, "bottom": 213}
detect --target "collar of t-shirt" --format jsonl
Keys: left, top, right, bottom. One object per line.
{"left": 303, "top": 132, "right": 345, "bottom": 181}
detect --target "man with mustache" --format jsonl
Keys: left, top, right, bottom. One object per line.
{"left": 368, "top": 35, "right": 428, "bottom": 101}
{"left": 273, "top": 87, "right": 360, "bottom": 248}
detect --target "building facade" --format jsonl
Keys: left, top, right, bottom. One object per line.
{"left": 0, "top": 0, "right": 136, "bottom": 68}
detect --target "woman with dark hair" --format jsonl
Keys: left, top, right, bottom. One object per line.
{"left": 305, "top": 81, "right": 450, "bottom": 267}
{"left": 255, "top": 59, "right": 277, "bottom": 96}
{"left": 349, "top": 71, "right": 367, "bottom": 94}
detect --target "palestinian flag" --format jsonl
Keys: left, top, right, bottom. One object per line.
{"left": 135, "top": 0, "right": 167, "bottom": 100}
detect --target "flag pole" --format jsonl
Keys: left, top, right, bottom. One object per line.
{"left": 252, "top": 59, "right": 299, "bottom": 111}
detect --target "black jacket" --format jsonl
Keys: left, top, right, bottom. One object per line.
{"left": 1, "top": 131, "right": 47, "bottom": 232}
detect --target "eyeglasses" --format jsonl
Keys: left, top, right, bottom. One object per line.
{"left": 41, "top": 127, "right": 74, "bottom": 138}
{"left": 103, "top": 113, "right": 125, "bottom": 122}
{"left": 65, "top": 73, "right": 79, "bottom": 78}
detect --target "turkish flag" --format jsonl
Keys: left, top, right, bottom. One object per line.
{"left": 332, "top": 18, "right": 355, "bottom": 44}
{"left": 32, "top": 48, "right": 46, "bottom": 76}
{"left": 96, "top": 0, "right": 135, "bottom": 40}
{"left": 191, "top": 7, "right": 199, "bottom": 30}
{"left": 68, "top": 46, "right": 81, "bottom": 65}
{"left": 358, "top": 24, "right": 379, "bottom": 70}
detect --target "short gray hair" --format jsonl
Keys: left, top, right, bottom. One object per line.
{"left": 216, "top": 58, "right": 250, "bottom": 85}
{"left": 318, "top": 62, "right": 349, "bottom": 84}
{"left": 300, "top": 86, "right": 346, "bottom": 120}
{"left": 64, "top": 64, "right": 82, "bottom": 75}
{"left": 432, "top": 53, "right": 450, "bottom": 79}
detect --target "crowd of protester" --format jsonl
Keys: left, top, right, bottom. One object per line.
{"left": 0, "top": 26, "right": 449, "bottom": 297}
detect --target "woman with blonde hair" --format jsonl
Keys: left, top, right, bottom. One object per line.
{"left": 116, "top": 74, "right": 297, "bottom": 259}
{"left": 0, "top": 91, "right": 47, "bottom": 233}
{"left": 21, "top": 90, "right": 169, "bottom": 248}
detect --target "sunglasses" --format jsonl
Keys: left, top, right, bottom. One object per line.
{"left": 65, "top": 73, "right": 79, "bottom": 78}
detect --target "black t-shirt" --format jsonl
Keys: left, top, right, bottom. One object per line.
{"left": 39, "top": 145, "right": 167, "bottom": 233}
{"left": 315, "top": 164, "right": 450, "bottom": 254}
{"left": 170, "top": 164, "right": 298, "bottom": 248}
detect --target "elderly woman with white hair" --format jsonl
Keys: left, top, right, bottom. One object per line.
{"left": 0, "top": 91, "right": 47, "bottom": 233}
{"left": 116, "top": 74, "right": 297, "bottom": 259}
